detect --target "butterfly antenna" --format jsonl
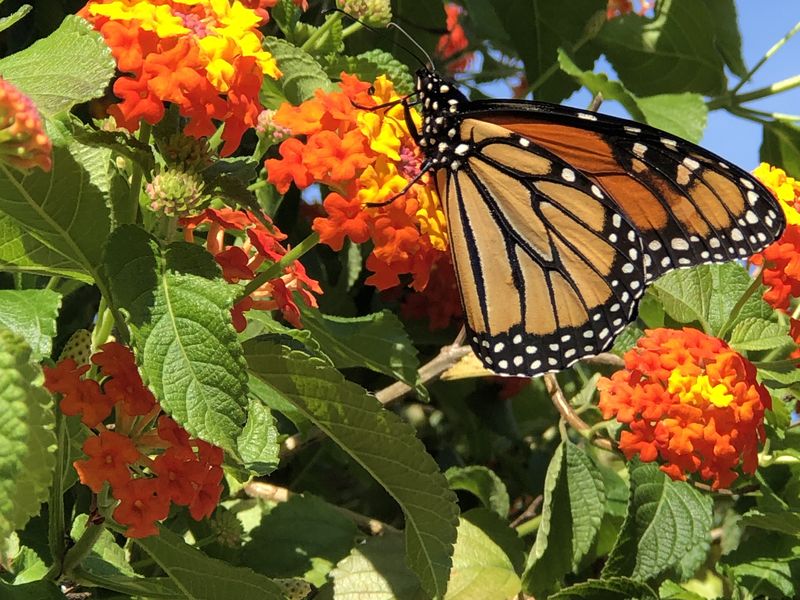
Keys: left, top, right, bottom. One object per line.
{"left": 323, "top": 8, "right": 430, "bottom": 69}
{"left": 387, "top": 22, "right": 435, "bottom": 70}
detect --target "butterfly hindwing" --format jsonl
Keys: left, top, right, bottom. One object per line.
{"left": 437, "top": 119, "right": 646, "bottom": 376}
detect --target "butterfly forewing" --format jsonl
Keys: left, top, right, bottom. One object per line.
{"left": 438, "top": 119, "right": 646, "bottom": 376}
{"left": 471, "top": 104, "right": 785, "bottom": 281}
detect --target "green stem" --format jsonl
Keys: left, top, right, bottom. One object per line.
{"left": 45, "top": 276, "right": 61, "bottom": 291}
{"left": 341, "top": 21, "right": 363, "bottom": 39}
{"left": 126, "top": 123, "right": 151, "bottom": 224}
{"left": 60, "top": 519, "right": 107, "bottom": 578}
{"left": 515, "top": 515, "right": 542, "bottom": 537}
{"left": 300, "top": 13, "right": 342, "bottom": 53}
{"left": 44, "top": 412, "right": 68, "bottom": 580}
{"left": 237, "top": 232, "right": 320, "bottom": 300}
{"left": 709, "top": 74, "right": 800, "bottom": 110}
{"left": 731, "top": 19, "right": 800, "bottom": 95}
{"left": 733, "top": 106, "right": 800, "bottom": 123}
{"left": 717, "top": 264, "right": 765, "bottom": 340}
{"left": 91, "top": 297, "right": 115, "bottom": 351}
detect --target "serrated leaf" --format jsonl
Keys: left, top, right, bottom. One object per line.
{"left": 729, "top": 317, "right": 791, "bottom": 352}
{"left": 135, "top": 525, "right": 284, "bottom": 599}
{"left": 756, "top": 360, "right": 800, "bottom": 387}
{"left": 603, "top": 462, "right": 712, "bottom": 582}
{"left": 445, "top": 466, "right": 510, "bottom": 518}
{"left": 329, "top": 534, "right": 426, "bottom": 600}
{"left": 300, "top": 307, "right": 422, "bottom": 393}
{"left": 549, "top": 577, "right": 657, "bottom": 599}
{"left": 0, "top": 290, "right": 61, "bottom": 361}
{"left": 241, "top": 494, "right": 358, "bottom": 587}
{"left": 445, "top": 509, "right": 521, "bottom": 600}
{"left": 103, "top": 225, "right": 248, "bottom": 455}
{"left": 0, "top": 15, "right": 115, "bottom": 116}
{"left": 0, "top": 330, "right": 56, "bottom": 542}
{"left": 264, "top": 36, "right": 334, "bottom": 104}
{"left": 353, "top": 49, "right": 414, "bottom": 94}
{"left": 245, "top": 340, "right": 459, "bottom": 599}
{"left": 761, "top": 121, "right": 800, "bottom": 177}
{"left": 597, "top": 0, "right": 726, "bottom": 96}
{"left": 706, "top": 0, "right": 747, "bottom": 77}
{"left": 634, "top": 93, "right": 708, "bottom": 144}
{"left": 498, "top": 0, "right": 605, "bottom": 102}
{"left": 523, "top": 441, "right": 605, "bottom": 596}
{"left": 236, "top": 397, "right": 279, "bottom": 475}
{"left": 0, "top": 139, "right": 115, "bottom": 284}
{"left": 649, "top": 263, "right": 772, "bottom": 336}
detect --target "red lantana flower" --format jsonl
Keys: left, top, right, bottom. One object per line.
{"left": 598, "top": 328, "right": 771, "bottom": 489}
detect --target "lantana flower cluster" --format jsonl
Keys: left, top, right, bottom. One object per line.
{"left": 750, "top": 163, "right": 800, "bottom": 310}
{"left": 0, "top": 77, "right": 52, "bottom": 172}
{"left": 43, "top": 342, "right": 223, "bottom": 538}
{"left": 79, "top": 0, "right": 282, "bottom": 156}
{"left": 181, "top": 208, "right": 322, "bottom": 330}
{"left": 266, "top": 74, "right": 450, "bottom": 292}
{"left": 598, "top": 328, "right": 771, "bottom": 490}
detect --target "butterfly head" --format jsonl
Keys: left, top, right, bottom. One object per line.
{"left": 414, "top": 68, "right": 470, "bottom": 166}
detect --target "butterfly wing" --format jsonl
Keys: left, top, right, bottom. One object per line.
{"left": 465, "top": 100, "right": 786, "bottom": 282}
{"left": 436, "top": 118, "right": 647, "bottom": 376}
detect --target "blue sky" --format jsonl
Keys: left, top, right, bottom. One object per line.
{"left": 483, "top": 2, "right": 800, "bottom": 172}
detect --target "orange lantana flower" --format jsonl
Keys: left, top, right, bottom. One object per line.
{"left": 79, "top": 0, "right": 281, "bottom": 155}
{"left": 266, "top": 73, "right": 449, "bottom": 294}
{"left": 598, "top": 328, "right": 771, "bottom": 490}
{"left": 436, "top": 3, "right": 474, "bottom": 73}
{"left": 750, "top": 163, "right": 800, "bottom": 310}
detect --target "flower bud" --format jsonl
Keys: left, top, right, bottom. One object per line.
{"left": 146, "top": 169, "right": 208, "bottom": 217}
{"left": 0, "top": 77, "right": 52, "bottom": 172}
{"left": 336, "top": 0, "right": 392, "bottom": 27}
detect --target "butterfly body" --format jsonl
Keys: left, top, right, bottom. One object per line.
{"left": 411, "top": 68, "right": 785, "bottom": 377}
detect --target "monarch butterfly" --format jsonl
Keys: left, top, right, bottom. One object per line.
{"left": 390, "top": 65, "right": 786, "bottom": 378}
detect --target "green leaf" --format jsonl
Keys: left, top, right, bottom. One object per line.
{"left": 0, "top": 290, "right": 61, "bottom": 361}
{"left": 241, "top": 494, "right": 358, "bottom": 587}
{"left": 498, "top": 0, "right": 606, "bottom": 102}
{"left": 72, "top": 571, "right": 181, "bottom": 599}
{"left": 245, "top": 339, "right": 459, "bottom": 599}
{"left": 0, "top": 214, "right": 92, "bottom": 282}
{"left": 445, "top": 466, "right": 510, "bottom": 519}
{"left": 0, "top": 139, "right": 115, "bottom": 284}
{"left": 0, "top": 580, "right": 66, "bottom": 600}
{"left": 0, "top": 330, "right": 56, "bottom": 543}
{"left": 334, "top": 49, "right": 415, "bottom": 95}
{"left": 706, "top": 0, "right": 747, "bottom": 77}
{"left": 328, "top": 534, "right": 425, "bottom": 600}
{"left": 445, "top": 509, "right": 521, "bottom": 600}
{"left": 71, "top": 514, "right": 133, "bottom": 578}
{"left": 648, "top": 263, "right": 772, "bottom": 336}
{"left": 556, "top": 50, "right": 707, "bottom": 142}
{"left": 603, "top": 462, "right": 713, "bottom": 582}
{"left": 264, "top": 36, "right": 334, "bottom": 104}
{"left": 761, "top": 121, "right": 800, "bottom": 177}
{"left": 134, "top": 526, "right": 284, "bottom": 599}
{"left": 0, "top": 15, "right": 115, "bottom": 116}
{"left": 104, "top": 225, "right": 248, "bottom": 455}
{"left": 300, "top": 307, "right": 422, "bottom": 394}
{"left": 721, "top": 530, "right": 800, "bottom": 599}
{"left": 549, "top": 577, "right": 657, "bottom": 599}
{"left": 0, "top": 5, "right": 32, "bottom": 35}
{"left": 236, "top": 397, "right": 280, "bottom": 475}
{"left": 523, "top": 441, "right": 605, "bottom": 596}
{"left": 461, "top": 0, "right": 511, "bottom": 49}
{"left": 757, "top": 360, "right": 800, "bottom": 387}
{"left": 729, "top": 317, "right": 792, "bottom": 352}
{"left": 634, "top": 93, "right": 708, "bottom": 144}
{"left": 741, "top": 509, "right": 800, "bottom": 536}
{"left": 658, "top": 580, "right": 708, "bottom": 600}
{"left": 597, "top": 0, "right": 726, "bottom": 96}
